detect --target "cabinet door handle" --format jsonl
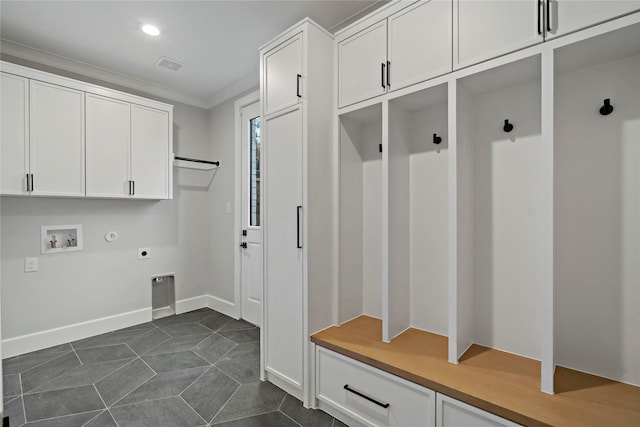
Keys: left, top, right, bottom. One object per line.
{"left": 30, "top": 174, "right": 34, "bottom": 192}
{"left": 344, "top": 385, "right": 390, "bottom": 409}
{"left": 296, "top": 74, "right": 302, "bottom": 98}
{"left": 387, "top": 61, "right": 391, "bottom": 88}
{"left": 546, "top": 0, "right": 552, "bottom": 32}
{"left": 537, "top": 0, "right": 543, "bottom": 35}
{"left": 26, "top": 173, "right": 30, "bottom": 192}
{"left": 381, "top": 62, "right": 386, "bottom": 89}
{"left": 296, "top": 206, "right": 302, "bottom": 249}
{"left": 132, "top": 180, "right": 135, "bottom": 196}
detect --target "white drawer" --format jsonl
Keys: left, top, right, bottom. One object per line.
{"left": 316, "top": 347, "right": 435, "bottom": 427}
{"left": 437, "top": 394, "right": 522, "bottom": 427}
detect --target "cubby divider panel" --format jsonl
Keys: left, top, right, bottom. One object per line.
{"left": 454, "top": 55, "right": 544, "bottom": 364}
{"left": 387, "top": 84, "right": 449, "bottom": 341}
{"left": 339, "top": 104, "right": 383, "bottom": 325}
{"left": 553, "top": 22, "right": 640, "bottom": 387}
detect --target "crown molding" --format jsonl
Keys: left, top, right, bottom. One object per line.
{"left": 206, "top": 71, "right": 259, "bottom": 109}
{"left": 1, "top": 39, "right": 212, "bottom": 109}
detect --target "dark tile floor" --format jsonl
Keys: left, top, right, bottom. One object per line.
{"left": 2, "top": 308, "right": 348, "bottom": 427}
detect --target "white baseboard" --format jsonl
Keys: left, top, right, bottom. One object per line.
{"left": 2, "top": 294, "right": 240, "bottom": 358}
{"left": 266, "top": 370, "right": 303, "bottom": 402}
{"left": 1, "top": 294, "right": 241, "bottom": 358}
{"left": 1, "top": 308, "right": 152, "bottom": 358}
{"left": 205, "top": 295, "right": 240, "bottom": 319}
{"left": 175, "top": 295, "right": 210, "bottom": 314}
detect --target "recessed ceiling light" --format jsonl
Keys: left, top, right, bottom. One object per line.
{"left": 141, "top": 24, "right": 160, "bottom": 36}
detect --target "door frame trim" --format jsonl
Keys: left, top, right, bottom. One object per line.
{"left": 234, "top": 90, "right": 260, "bottom": 321}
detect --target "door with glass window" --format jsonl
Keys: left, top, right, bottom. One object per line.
{"left": 241, "top": 101, "right": 262, "bottom": 326}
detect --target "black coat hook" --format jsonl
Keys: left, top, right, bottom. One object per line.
{"left": 433, "top": 133, "right": 442, "bottom": 145}
{"left": 600, "top": 98, "right": 614, "bottom": 116}
{"left": 503, "top": 119, "right": 514, "bottom": 133}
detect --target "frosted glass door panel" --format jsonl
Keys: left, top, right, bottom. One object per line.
{"left": 1, "top": 73, "right": 29, "bottom": 195}
{"left": 29, "top": 80, "right": 85, "bottom": 196}
{"left": 455, "top": 0, "right": 542, "bottom": 69}
{"left": 338, "top": 21, "right": 388, "bottom": 108}
{"left": 388, "top": 0, "right": 452, "bottom": 92}
{"left": 263, "top": 34, "right": 302, "bottom": 116}
{"left": 264, "top": 106, "right": 303, "bottom": 389}
{"left": 130, "top": 105, "right": 169, "bottom": 199}
{"left": 86, "top": 94, "right": 130, "bottom": 197}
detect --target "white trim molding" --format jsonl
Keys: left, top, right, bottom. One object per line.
{"left": 234, "top": 90, "right": 261, "bottom": 323}
{"left": 1, "top": 294, "right": 241, "bottom": 358}
{"left": 1, "top": 307, "right": 152, "bottom": 358}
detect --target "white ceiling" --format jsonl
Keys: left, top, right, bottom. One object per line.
{"left": 0, "top": 1, "right": 384, "bottom": 109}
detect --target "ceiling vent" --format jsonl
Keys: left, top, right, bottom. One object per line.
{"left": 156, "top": 56, "right": 186, "bottom": 72}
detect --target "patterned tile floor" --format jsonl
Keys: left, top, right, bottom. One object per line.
{"left": 2, "top": 308, "right": 348, "bottom": 427}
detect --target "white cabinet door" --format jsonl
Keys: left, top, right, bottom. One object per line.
{"left": 264, "top": 106, "right": 303, "bottom": 390}
{"left": 455, "top": 0, "right": 543, "bottom": 69}
{"left": 29, "top": 80, "right": 85, "bottom": 197}
{"left": 317, "top": 348, "right": 436, "bottom": 427}
{"left": 437, "top": 394, "right": 522, "bottom": 427}
{"left": 130, "top": 104, "right": 169, "bottom": 199}
{"left": 547, "top": 0, "right": 640, "bottom": 39}
{"left": 388, "top": 0, "right": 453, "bottom": 92}
{"left": 1, "top": 73, "right": 29, "bottom": 195}
{"left": 338, "top": 20, "right": 388, "bottom": 108}
{"left": 263, "top": 33, "right": 303, "bottom": 116}
{"left": 86, "top": 94, "right": 131, "bottom": 197}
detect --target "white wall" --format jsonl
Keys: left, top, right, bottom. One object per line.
{"left": 207, "top": 88, "right": 258, "bottom": 307}
{"left": 409, "top": 104, "right": 449, "bottom": 337}
{"left": 471, "top": 80, "right": 543, "bottom": 361}
{"left": 554, "top": 54, "right": 640, "bottom": 386}
{"left": 0, "top": 59, "right": 215, "bottom": 356}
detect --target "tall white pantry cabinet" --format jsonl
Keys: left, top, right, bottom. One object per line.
{"left": 259, "top": 19, "right": 334, "bottom": 403}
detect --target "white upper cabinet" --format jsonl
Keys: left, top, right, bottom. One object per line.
{"left": 1, "top": 73, "right": 29, "bottom": 195}
{"left": 29, "top": 80, "right": 85, "bottom": 197}
{"left": 130, "top": 105, "right": 170, "bottom": 199}
{"left": 455, "top": 0, "right": 640, "bottom": 69}
{"left": 338, "top": 0, "right": 453, "bottom": 109}
{"left": 338, "top": 20, "right": 388, "bottom": 108}
{"left": 86, "top": 94, "right": 131, "bottom": 197}
{"left": 263, "top": 33, "right": 303, "bottom": 116}
{"left": 388, "top": 0, "right": 453, "bottom": 92}
{"left": 454, "top": 0, "right": 543, "bottom": 69}
{"left": 546, "top": 0, "right": 640, "bottom": 39}
{"left": 1, "top": 61, "right": 173, "bottom": 199}
{"left": 86, "top": 96, "right": 170, "bottom": 199}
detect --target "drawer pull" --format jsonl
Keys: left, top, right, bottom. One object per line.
{"left": 344, "top": 384, "right": 390, "bottom": 409}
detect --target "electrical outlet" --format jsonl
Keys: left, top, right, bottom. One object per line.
{"left": 138, "top": 247, "right": 151, "bottom": 260}
{"left": 25, "top": 257, "right": 38, "bottom": 272}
